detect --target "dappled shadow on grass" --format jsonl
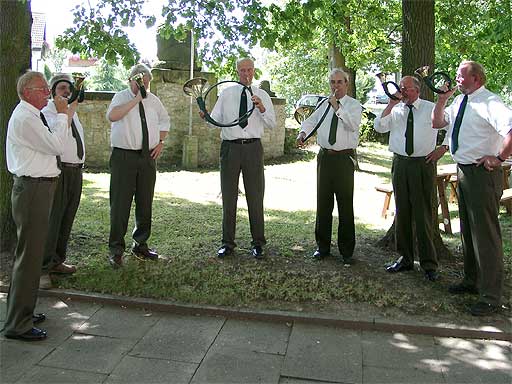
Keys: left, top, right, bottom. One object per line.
{"left": 53, "top": 180, "right": 511, "bottom": 331}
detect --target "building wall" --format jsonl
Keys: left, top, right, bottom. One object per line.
{"left": 79, "top": 69, "right": 286, "bottom": 169}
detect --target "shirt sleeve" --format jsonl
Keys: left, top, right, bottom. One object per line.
{"left": 256, "top": 90, "right": 277, "bottom": 130}
{"left": 335, "top": 98, "right": 362, "bottom": 132}
{"left": 374, "top": 113, "right": 393, "bottom": 133}
{"left": 11, "top": 113, "right": 68, "bottom": 156}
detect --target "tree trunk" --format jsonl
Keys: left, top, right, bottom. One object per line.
{"left": 378, "top": 0, "right": 452, "bottom": 260}
{"left": 0, "top": 0, "right": 32, "bottom": 253}
{"left": 328, "top": 44, "right": 356, "bottom": 98}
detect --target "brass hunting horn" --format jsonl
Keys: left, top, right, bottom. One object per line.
{"left": 183, "top": 77, "right": 255, "bottom": 127}
{"left": 67, "top": 73, "right": 86, "bottom": 104}
{"left": 129, "top": 73, "right": 147, "bottom": 98}
{"left": 376, "top": 72, "right": 400, "bottom": 101}
{"left": 414, "top": 66, "right": 454, "bottom": 94}
{"left": 293, "top": 105, "right": 316, "bottom": 125}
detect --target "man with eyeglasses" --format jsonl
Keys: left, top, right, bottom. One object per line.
{"left": 39, "top": 73, "right": 86, "bottom": 289}
{"left": 3, "top": 71, "right": 69, "bottom": 341}
{"left": 432, "top": 61, "right": 512, "bottom": 316}
{"left": 374, "top": 75, "right": 448, "bottom": 282}
{"left": 297, "top": 68, "right": 362, "bottom": 265}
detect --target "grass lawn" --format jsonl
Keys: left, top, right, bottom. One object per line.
{"left": 6, "top": 143, "right": 511, "bottom": 322}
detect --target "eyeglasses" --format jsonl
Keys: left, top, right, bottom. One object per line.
{"left": 400, "top": 86, "right": 417, "bottom": 91}
{"left": 27, "top": 86, "right": 50, "bottom": 92}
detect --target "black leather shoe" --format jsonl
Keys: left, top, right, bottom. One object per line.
{"left": 342, "top": 257, "right": 355, "bottom": 266}
{"left": 252, "top": 245, "right": 264, "bottom": 259}
{"left": 5, "top": 327, "right": 47, "bottom": 341}
{"left": 424, "top": 270, "right": 439, "bottom": 282}
{"left": 109, "top": 254, "right": 123, "bottom": 269}
{"left": 470, "top": 302, "right": 499, "bottom": 316}
{"left": 313, "top": 250, "right": 329, "bottom": 259}
{"left": 32, "top": 313, "right": 46, "bottom": 324}
{"left": 448, "top": 282, "right": 478, "bottom": 295}
{"left": 386, "top": 257, "right": 413, "bottom": 273}
{"left": 132, "top": 247, "right": 158, "bottom": 261}
{"left": 217, "top": 246, "right": 233, "bottom": 258}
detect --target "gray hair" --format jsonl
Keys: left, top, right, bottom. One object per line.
{"left": 460, "top": 60, "right": 486, "bottom": 85}
{"left": 16, "top": 71, "right": 46, "bottom": 100}
{"left": 129, "top": 63, "right": 152, "bottom": 81}
{"left": 236, "top": 57, "right": 254, "bottom": 70}
{"left": 401, "top": 75, "right": 421, "bottom": 91}
{"left": 329, "top": 68, "right": 349, "bottom": 83}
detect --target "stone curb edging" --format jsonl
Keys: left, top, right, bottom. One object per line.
{"left": 11, "top": 287, "right": 509, "bottom": 342}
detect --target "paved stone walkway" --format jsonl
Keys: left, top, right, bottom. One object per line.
{"left": 1, "top": 292, "right": 510, "bottom": 384}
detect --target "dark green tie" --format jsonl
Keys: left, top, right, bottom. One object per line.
{"left": 328, "top": 102, "right": 339, "bottom": 145}
{"left": 71, "top": 119, "right": 84, "bottom": 160}
{"left": 451, "top": 95, "right": 468, "bottom": 154}
{"left": 40, "top": 112, "right": 62, "bottom": 169}
{"left": 405, "top": 104, "right": 414, "bottom": 156}
{"left": 138, "top": 102, "right": 150, "bottom": 158}
{"left": 239, "top": 88, "right": 248, "bottom": 128}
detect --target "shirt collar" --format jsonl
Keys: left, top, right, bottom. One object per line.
{"left": 403, "top": 98, "right": 421, "bottom": 110}
{"left": 20, "top": 100, "right": 42, "bottom": 116}
{"left": 467, "top": 85, "right": 485, "bottom": 100}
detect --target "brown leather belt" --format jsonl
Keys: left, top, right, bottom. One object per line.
{"left": 321, "top": 148, "right": 354, "bottom": 155}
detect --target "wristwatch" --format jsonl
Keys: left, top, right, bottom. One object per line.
{"left": 442, "top": 145, "right": 449, "bottom": 150}
{"left": 159, "top": 139, "right": 164, "bottom": 145}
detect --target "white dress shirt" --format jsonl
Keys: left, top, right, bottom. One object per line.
{"left": 107, "top": 88, "right": 170, "bottom": 150}
{"left": 374, "top": 98, "right": 448, "bottom": 156}
{"left": 209, "top": 85, "right": 276, "bottom": 140}
{"left": 42, "top": 100, "right": 85, "bottom": 164}
{"left": 7, "top": 100, "right": 69, "bottom": 178}
{"left": 300, "top": 95, "right": 362, "bottom": 150}
{"left": 444, "top": 86, "right": 512, "bottom": 164}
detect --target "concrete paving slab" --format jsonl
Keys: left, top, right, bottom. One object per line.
{"left": 279, "top": 378, "right": 335, "bottom": 384}
{"left": 32, "top": 296, "right": 101, "bottom": 346}
{"left": 105, "top": 354, "right": 197, "bottom": 384}
{"left": 435, "top": 337, "right": 512, "bottom": 383}
{"left": 39, "top": 333, "right": 136, "bottom": 374}
{"left": 362, "top": 331, "right": 439, "bottom": 371}
{"left": 213, "top": 318, "right": 290, "bottom": 355}
{"left": 191, "top": 346, "right": 283, "bottom": 384}
{"left": 281, "top": 323, "right": 362, "bottom": 383}
{"left": 16, "top": 365, "right": 107, "bottom": 383}
{"left": 77, "top": 305, "right": 160, "bottom": 339}
{"left": 362, "top": 365, "right": 444, "bottom": 383}
{"left": 0, "top": 340, "right": 53, "bottom": 384}
{"left": 130, "top": 313, "right": 224, "bottom": 363}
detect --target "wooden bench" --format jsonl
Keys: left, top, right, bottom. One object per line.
{"left": 501, "top": 188, "right": 512, "bottom": 215}
{"left": 375, "top": 184, "right": 393, "bottom": 218}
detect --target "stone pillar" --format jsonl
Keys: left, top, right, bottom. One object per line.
{"left": 182, "top": 134, "right": 198, "bottom": 169}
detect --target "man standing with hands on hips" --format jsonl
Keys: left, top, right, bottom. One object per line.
{"left": 3, "top": 71, "right": 69, "bottom": 341}
{"left": 40, "top": 73, "right": 86, "bottom": 289}
{"left": 374, "top": 75, "right": 448, "bottom": 282}
{"left": 107, "top": 63, "right": 170, "bottom": 268}
{"left": 432, "top": 60, "right": 512, "bottom": 316}
{"left": 203, "top": 57, "right": 276, "bottom": 259}
{"left": 297, "top": 68, "right": 362, "bottom": 265}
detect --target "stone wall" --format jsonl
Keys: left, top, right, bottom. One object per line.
{"left": 79, "top": 69, "right": 286, "bottom": 169}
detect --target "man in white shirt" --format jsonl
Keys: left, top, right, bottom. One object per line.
{"left": 374, "top": 75, "right": 448, "bottom": 281}
{"left": 40, "top": 74, "right": 86, "bottom": 288}
{"left": 297, "top": 68, "right": 362, "bottom": 265}
{"left": 106, "top": 63, "right": 170, "bottom": 268}
{"left": 3, "top": 71, "right": 69, "bottom": 341}
{"left": 206, "top": 58, "right": 276, "bottom": 259}
{"left": 432, "top": 61, "right": 512, "bottom": 316}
